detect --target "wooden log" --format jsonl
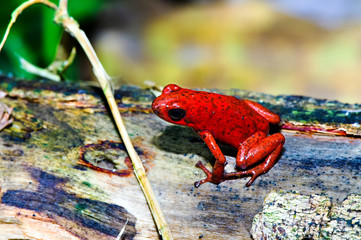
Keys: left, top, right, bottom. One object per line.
{"left": 0, "top": 76, "right": 360, "bottom": 239}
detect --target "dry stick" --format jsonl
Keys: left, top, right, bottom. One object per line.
{"left": 0, "top": 0, "right": 57, "bottom": 50}
{"left": 58, "top": 20, "right": 174, "bottom": 239}
{"left": 18, "top": 56, "right": 60, "bottom": 81}
{"left": 0, "top": 0, "right": 75, "bottom": 82}
{"left": 53, "top": 2, "right": 173, "bottom": 240}
{"left": 18, "top": 47, "right": 76, "bottom": 81}
{"left": 0, "top": 0, "right": 173, "bottom": 239}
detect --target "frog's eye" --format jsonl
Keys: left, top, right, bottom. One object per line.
{"left": 168, "top": 108, "right": 186, "bottom": 121}
{"left": 163, "top": 84, "right": 181, "bottom": 94}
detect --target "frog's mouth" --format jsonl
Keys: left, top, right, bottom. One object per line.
{"left": 152, "top": 107, "right": 159, "bottom": 116}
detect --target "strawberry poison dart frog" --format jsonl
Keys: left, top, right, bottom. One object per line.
{"left": 152, "top": 84, "right": 285, "bottom": 187}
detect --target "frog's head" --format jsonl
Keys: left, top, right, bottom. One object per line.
{"left": 152, "top": 84, "right": 193, "bottom": 127}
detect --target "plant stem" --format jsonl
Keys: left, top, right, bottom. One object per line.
{"left": 54, "top": 1, "right": 174, "bottom": 239}
{"left": 0, "top": 0, "right": 174, "bottom": 238}
{"left": 0, "top": 0, "right": 57, "bottom": 51}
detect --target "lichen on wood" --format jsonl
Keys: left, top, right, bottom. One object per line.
{"left": 252, "top": 190, "right": 361, "bottom": 239}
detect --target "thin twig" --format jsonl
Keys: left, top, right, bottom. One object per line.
{"left": 18, "top": 55, "right": 61, "bottom": 81}
{"left": 116, "top": 219, "right": 128, "bottom": 240}
{"left": 54, "top": 12, "right": 174, "bottom": 240}
{"left": 0, "top": 0, "right": 57, "bottom": 51}
{"left": 0, "top": 1, "right": 173, "bottom": 238}
{"left": 17, "top": 46, "right": 76, "bottom": 81}
{"left": 54, "top": 1, "right": 174, "bottom": 239}
{"left": 58, "top": 0, "right": 68, "bottom": 17}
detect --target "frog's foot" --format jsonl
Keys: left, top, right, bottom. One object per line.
{"left": 225, "top": 140, "right": 283, "bottom": 187}
{"left": 194, "top": 161, "right": 213, "bottom": 188}
{"left": 223, "top": 170, "right": 257, "bottom": 187}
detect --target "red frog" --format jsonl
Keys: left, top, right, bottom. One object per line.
{"left": 152, "top": 84, "right": 285, "bottom": 187}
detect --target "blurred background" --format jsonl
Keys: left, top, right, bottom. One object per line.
{"left": 1, "top": 0, "right": 361, "bottom": 103}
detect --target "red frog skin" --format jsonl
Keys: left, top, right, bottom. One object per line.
{"left": 152, "top": 84, "right": 285, "bottom": 187}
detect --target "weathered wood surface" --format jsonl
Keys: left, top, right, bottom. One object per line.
{"left": 0, "top": 76, "right": 360, "bottom": 239}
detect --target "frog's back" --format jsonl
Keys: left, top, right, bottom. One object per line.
{"left": 192, "top": 93, "right": 270, "bottom": 148}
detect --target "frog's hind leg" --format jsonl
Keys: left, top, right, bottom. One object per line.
{"left": 244, "top": 100, "right": 280, "bottom": 124}
{"left": 236, "top": 131, "right": 267, "bottom": 169}
{"left": 229, "top": 132, "right": 285, "bottom": 187}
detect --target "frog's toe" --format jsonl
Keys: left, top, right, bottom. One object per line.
{"left": 245, "top": 175, "right": 257, "bottom": 187}
{"left": 194, "top": 178, "right": 210, "bottom": 188}
{"left": 195, "top": 161, "right": 212, "bottom": 175}
{"left": 194, "top": 161, "right": 213, "bottom": 187}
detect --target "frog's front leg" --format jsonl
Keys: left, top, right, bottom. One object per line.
{"left": 194, "top": 130, "right": 227, "bottom": 188}
{"left": 227, "top": 132, "right": 285, "bottom": 187}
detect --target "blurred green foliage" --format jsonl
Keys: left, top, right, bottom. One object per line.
{"left": 2, "top": 1, "right": 361, "bottom": 103}
{"left": 0, "top": 0, "right": 102, "bottom": 80}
